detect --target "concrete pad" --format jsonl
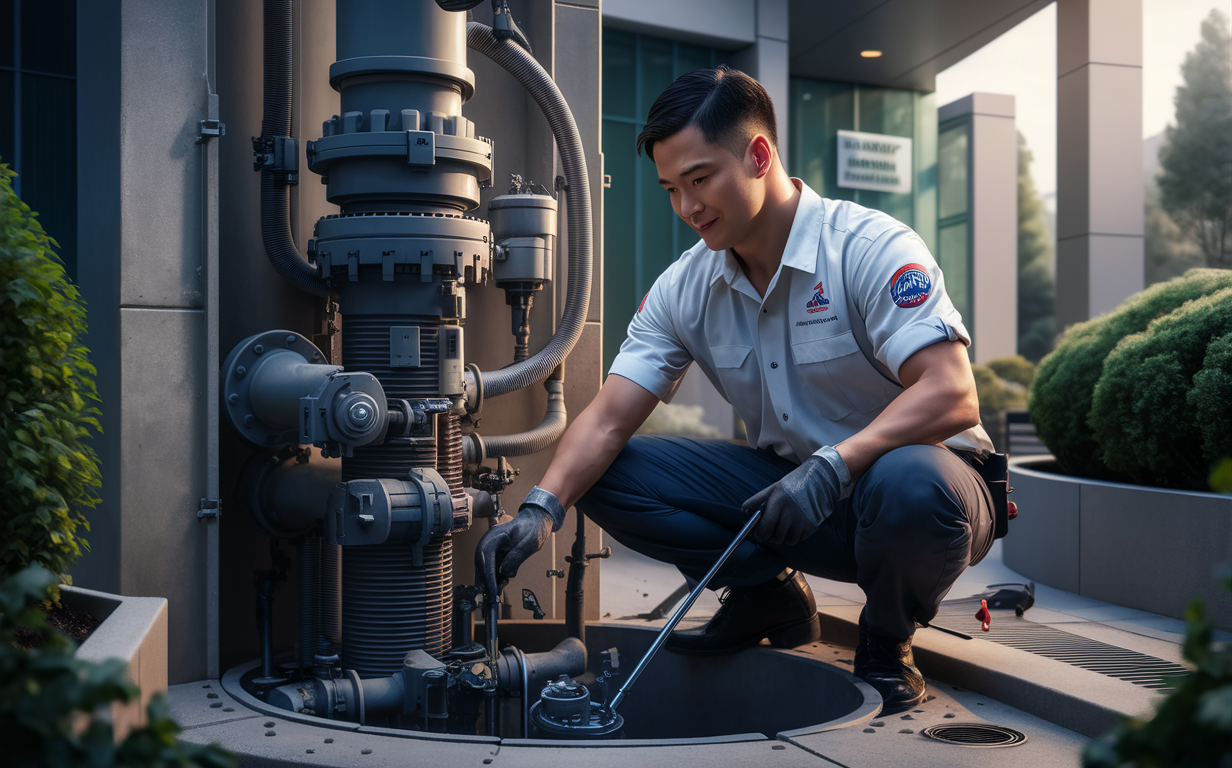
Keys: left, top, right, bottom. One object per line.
{"left": 176, "top": 712, "right": 498, "bottom": 768}
{"left": 787, "top": 678, "right": 1089, "bottom": 767}
{"left": 815, "top": 604, "right": 1162, "bottom": 737}
{"left": 167, "top": 680, "right": 261, "bottom": 730}
{"left": 493, "top": 739, "right": 828, "bottom": 767}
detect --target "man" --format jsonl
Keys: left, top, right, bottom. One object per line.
{"left": 476, "top": 66, "right": 999, "bottom": 716}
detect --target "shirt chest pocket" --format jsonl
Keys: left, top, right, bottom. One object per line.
{"left": 708, "top": 344, "right": 758, "bottom": 402}
{"left": 791, "top": 331, "right": 901, "bottom": 419}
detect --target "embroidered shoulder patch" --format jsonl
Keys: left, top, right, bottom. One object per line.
{"left": 889, "top": 264, "right": 931, "bottom": 308}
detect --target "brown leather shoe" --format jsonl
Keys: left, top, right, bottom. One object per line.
{"left": 666, "top": 570, "right": 821, "bottom": 656}
{"left": 854, "top": 608, "right": 927, "bottom": 715}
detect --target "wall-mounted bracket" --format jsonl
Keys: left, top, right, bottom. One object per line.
{"left": 197, "top": 497, "right": 221, "bottom": 519}
{"left": 196, "top": 119, "right": 226, "bottom": 144}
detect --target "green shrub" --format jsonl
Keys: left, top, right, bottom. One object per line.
{"left": 1029, "top": 269, "right": 1232, "bottom": 480}
{"left": 1189, "top": 332, "right": 1232, "bottom": 475}
{"left": 1090, "top": 288, "right": 1232, "bottom": 487}
{"left": 986, "top": 355, "right": 1036, "bottom": 390}
{"left": 0, "top": 163, "right": 100, "bottom": 586}
{"left": 1083, "top": 578, "right": 1232, "bottom": 768}
{"left": 0, "top": 565, "right": 235, "bottom": 768}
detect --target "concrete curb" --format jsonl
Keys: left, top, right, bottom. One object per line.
{"left": 63, "top": 585, "right": 168, "bottom": 739}
{"left": 814, "top": 604, "right": 1163, "bottom": 738}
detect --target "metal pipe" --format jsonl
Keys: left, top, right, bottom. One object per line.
{"left": 297, "top": 536, "right": 322, "bottom": 670}
{"left": 486, "top": 599, "right": 500, "bottom": 664}
{"left": 467, "top": 23, "right": 592, "bottom": 398}
{"left": 565, "top": 506, "right": 586, "bottom": 644}
{"left": 608, "top": 510, "right": 763, "bottom": 712}
{"left": 473, "top": 372, "right": 566, "bottom": 459}
{"left": 517, "top": 647, "right": 530, "bottom": 738}
{"left": 254, "top": 572, "right": 278, "bottom": 681}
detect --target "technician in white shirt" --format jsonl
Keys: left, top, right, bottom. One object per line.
{"left": 476, "top": 67, "right": 1002, "bottom": 716}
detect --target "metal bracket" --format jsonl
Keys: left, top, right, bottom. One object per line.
{"left": 251, "top": 135, "right": 300, "bottom": 184}
{"left": 197, "top": 119, "right": 226, "bottom": 144}
{"left": 198, "top": 497, "right": 222, "bottom": 519}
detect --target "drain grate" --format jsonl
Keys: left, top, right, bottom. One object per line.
{"left": 921, "top": 723, "right": 1028, "bottom": 747}
{"left": 933, "top": 599, "right": 1191, "bottom": 692}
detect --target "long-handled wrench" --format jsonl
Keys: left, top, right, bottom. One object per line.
{"left": 607, "top": 509, "right": 763, "bottom": 713}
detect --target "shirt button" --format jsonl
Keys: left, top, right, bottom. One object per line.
{"left": 782, "top": 413, "right": 789, "bottom": 421}
{"left": 770, "top": 362, "right": 778, "bottom": 369}
{"left": 763, "top": 309, "right": 768, "bottom": 314}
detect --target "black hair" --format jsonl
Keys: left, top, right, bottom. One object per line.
{"left": 636, "top": 65, "right": 778, "bottom": 162}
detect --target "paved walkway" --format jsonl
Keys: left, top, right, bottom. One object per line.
{"left": 599, "top": 534, "right": 1227, "bottom": 665}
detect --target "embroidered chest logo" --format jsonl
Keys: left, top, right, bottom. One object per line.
{"left": 889, "top": 264, "right": 931, "bottom": 308}
{"left": 805, "top": 281, "right": 830, "bottom": 314}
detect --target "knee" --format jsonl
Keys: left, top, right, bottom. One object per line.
{"left": 858, "top": 447, "right": 967, "bottom": 542}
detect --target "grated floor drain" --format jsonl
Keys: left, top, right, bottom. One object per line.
{"left": 920, "top": 723, "right": 1028, "bottom": 747}
{"left": 933, "top": 599, "right": 1191, "bottom": 692}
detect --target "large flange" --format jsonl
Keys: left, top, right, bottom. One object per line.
{"left": 310, "top": 211, "right": 491, "bottom": 285}
{"left": 222, "top": 331, "right": 337, "bottom": 449}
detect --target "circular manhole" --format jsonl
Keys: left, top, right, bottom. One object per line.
{"left": 920, "top": 723, "right": 1028, "bottom": 747}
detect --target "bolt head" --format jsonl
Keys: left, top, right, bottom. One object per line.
{"left": 243, "top": 414, "right": 255, "bottom": 427}
{"left": 254, "top": 344, "right": 265, "bottom": 355}
{"left": 228, "top": 393, "right": 239, "bottom": 405}
{"left": 236, "top": 365, "right": 247, "bottom": 378}
{"left": 348, "top": 401, "right": 374, "bottom": 428}
{"left": 286, "top": 335, "right": 297, "bottom": 346}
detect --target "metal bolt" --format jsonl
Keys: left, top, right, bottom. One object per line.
{"left": 228, "top": 394, "right": 239, "bottom": 405}
{"left": 236, "top": 365, "right": 246, "bottom": 378}
{"left": 286, "top": 335, "right": 297, "bottom": 346}
{"left": 244, "top": 414, "right": 255, "bottom": 427}
{"left": 348, "top": 402, "right": 374, "bottom": 428}
{"left": 254, "top": 344, "right": 265, "bottom": 355}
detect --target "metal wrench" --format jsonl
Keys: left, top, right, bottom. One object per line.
{"left": 607, "top": 509, "right": 763, "bottom": 712}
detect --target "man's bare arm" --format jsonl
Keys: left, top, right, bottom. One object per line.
{"left": 537, "top": 374, "right": 662, "bottom": 509}
{"left": 835, "top": 340, "right": 981, "bottom": 478}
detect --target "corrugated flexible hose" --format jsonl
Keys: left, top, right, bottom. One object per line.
{"left": 467, "top": 22, "right": 592, "bottom": 398}
{"left": 479, "top": 375, "right": 567, "bottom": 458}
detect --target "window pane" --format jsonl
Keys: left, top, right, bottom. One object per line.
{"left": 638, "top": 36, "right": 673, "bottom": 119}
{"left": 20, "top": 0, "right": 75, "bottom": 76}
{"left": 859, "top": 87, "right": 914, "bottom": 138}
{"left": 789, "top": 78, "right": 854, "bottom": 200}
{"left": 938, "top": 222, "right": 970, "bottom": 321}
{"left": 602, "top": 29, "right": 636, "bottom": 119}
{"left": 938, "top": 122, "right": 969, "bottom": 220}
{"left": 675, "top": 42, "right": 711, "bottom": 76}
{"left": 0, "top": 69, "right": 13, "bottom": 167}
{"left": 602, "top": 119, "right": 637, "bottom": 373}
{"left": 21, "top": 71, "right": 76, "bottom": 278}
{"left": 0, "top": 0, "right": 13, "bottom": 67}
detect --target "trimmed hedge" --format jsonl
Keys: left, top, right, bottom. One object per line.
{"left": 0, "top": 163, "right": 101, "bottom": 587}
{"left": 1091, "top": 288, "right": 1232, "bottom": 487}
{"left": 1029, "top": 269, "right": 1232, "bottom": 484}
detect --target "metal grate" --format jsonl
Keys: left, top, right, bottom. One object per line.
{"left": 933, "top": 600, "right": 1191, "bottom": 691}
{"left": 921, "top": 723, "right": 1028, "bottom": 747}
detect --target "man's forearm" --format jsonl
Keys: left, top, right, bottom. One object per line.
{"left": 836, "top": 341, "right": 980, "bottom": 478}
{"left": 537, "top": 405, "right": 636, "bottom": 509}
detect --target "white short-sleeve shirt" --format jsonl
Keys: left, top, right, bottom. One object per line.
{"left": 609, "top": 180, "right": 994, "bottom": 465}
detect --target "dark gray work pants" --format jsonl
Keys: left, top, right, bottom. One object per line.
{"left": 576, "top": 436, "right": 995, "bottom": 641}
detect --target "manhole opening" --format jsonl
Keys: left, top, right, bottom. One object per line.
{"left": 920, "top": 723, "right": 1028, "bottom": 748}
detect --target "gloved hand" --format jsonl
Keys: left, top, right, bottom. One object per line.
{"left": 742, "top": 445, "right": 853, "bottom": 546}
{"left": 475, "top": 486, "right": 565, "bottom": 600}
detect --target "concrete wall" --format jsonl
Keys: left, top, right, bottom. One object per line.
{"left": 1055, "top": 0, "right": 1144, "bottom": 330}
{"left": 76, "top": 0, "right": 213, "bottom": 684}
{"left": 939, "top": 93, "right": 1018, "bottom": 363}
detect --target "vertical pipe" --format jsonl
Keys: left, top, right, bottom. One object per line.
{"left": 255, "top": 573, "right": 277, "bottom": 681}
{"left": 565, "top": 510, "right": 586, "bottom": 644}
{"left": 297, "top": 536, "right": 322, "bottom": 669}
{"left": 202, "top": 0, "right": 221, "bottom": 681}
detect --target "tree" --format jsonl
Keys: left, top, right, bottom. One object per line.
{"left": 1157, "top": 10, "right": 1232, "bottom": 268}
{"left": 1016, "top": 132, "right": 1056, "bottom": 363}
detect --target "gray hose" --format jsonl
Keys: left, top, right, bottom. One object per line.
{"left": 260, "top": 0, "right": 330, "bottom": 297}
{"left": 477, "top": 376, "right": 566, "bottom": 458}
{"left": 467, "top": 22, "right": 592, "bottom": 398}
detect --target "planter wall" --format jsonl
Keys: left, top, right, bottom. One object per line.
{"left": 1005, "top": 457, "right": 1232, "bottom": 629}
{"left": 62, "top": 586, "right": 169, "bottom": 739}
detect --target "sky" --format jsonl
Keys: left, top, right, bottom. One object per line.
{"left": 934, "top": 0, "right": 1228, "bottom": 200}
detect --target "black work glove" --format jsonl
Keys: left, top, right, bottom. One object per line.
{"left": 475, "top": 486, "right": 565, "bottom": 600}
{"left": 742, "top": 446, "right": 853, "bottom": 546}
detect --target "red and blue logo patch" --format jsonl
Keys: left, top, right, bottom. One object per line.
{"left": 889, "top": 264, "right": 931, "bottom": 308}
{"left": 806, "top": 281, "right": 829, "bottom": 314}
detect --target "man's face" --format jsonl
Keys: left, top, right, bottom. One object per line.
{"left": 653, "top": 124, "right": 764, "bottom": 252}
